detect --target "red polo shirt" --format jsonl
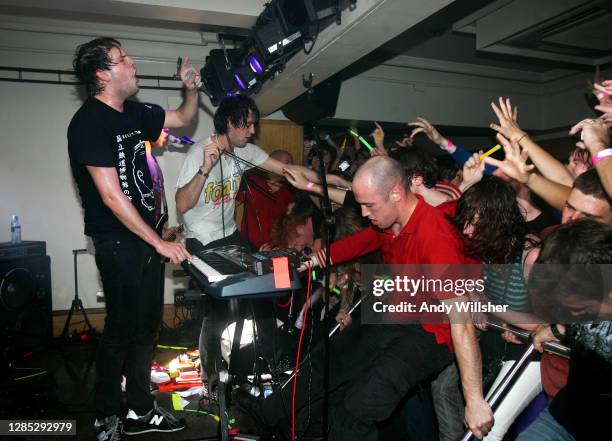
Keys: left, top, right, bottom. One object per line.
{"left": 327, "top": 195, "right": 473, "bottom": 350}
{"left": 237, "top": 173, "right": 295, "bottom": 248}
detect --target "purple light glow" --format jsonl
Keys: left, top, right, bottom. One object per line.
{"left": 234, "top": 73, "right": 247, "bottom": 91}
{"left": 248, "top": 55, "right": 264, "bottom": 75}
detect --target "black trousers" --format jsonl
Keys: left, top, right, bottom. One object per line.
{"left": 93, "top": 238, "right": 163, "bottom": 419}
{"left": 262, "top": 324, "right": 453, "bottom": 441}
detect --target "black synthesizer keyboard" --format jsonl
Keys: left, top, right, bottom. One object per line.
{"left": 181, "top": 245, "right": 302, "bottom": 299}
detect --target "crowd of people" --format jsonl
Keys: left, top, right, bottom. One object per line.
{"left": 67, "top": 36, "right": 611, "bottom": 441}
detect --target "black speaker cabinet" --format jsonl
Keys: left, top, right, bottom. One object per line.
{"left": 281, "top": 77, "right": 341, "bottom": 125}
{"left": 0, "top": 254, "right": 52, "bottom": 350}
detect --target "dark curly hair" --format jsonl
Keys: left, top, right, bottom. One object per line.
{"left": 73, "top": 37, "right": 121, "bottom": 96}
{"left": 213, "top": 95, "right": 260, "bottom": 135}
{"left": 453, "top": 176, "right": 527, "bottom": 263}
{"left": 396, "top": 147, "right": 438, "bottom": 188}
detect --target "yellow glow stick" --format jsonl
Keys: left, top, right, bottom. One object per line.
{"left": 480, "top": 144, "right": 501, "bottom": 159}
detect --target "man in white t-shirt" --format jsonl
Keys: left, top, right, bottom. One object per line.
{"left": 176, "top": 95, "right": 338, "bottom": 250}
{"left": 175, "top": 95, "right": 342, "bottom": 380}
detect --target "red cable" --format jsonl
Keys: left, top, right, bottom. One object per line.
{"left": 277, "top": 294, "right": 292, "bottom": 308}
{"left": 292, "top": 264, "right": 312, "bottom": 441}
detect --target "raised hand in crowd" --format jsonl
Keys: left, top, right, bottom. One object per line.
{"left": 490, "top": 97, "right": 575, "bottom": 187}
{"left": 489, "top": 97, "right": 524, "bottom": 143}
{"left": 484, "top": 133, "right": 534, "bottom": 184}
{"left": 569, "top": 117, "right": 611, "bottom": 155}
{"left": 458, "top": 151, "right": 486, "bottom": 192}
{"left": 570, "top": 116, "right": 612, "bottom": 199}
{"left": 370, "top": 121, "right": 389, "bottom": 156}
{"left": 395, "top": 134, "right": 414, "bottom": 148}
{"left": 593, "top": 80, "right": 612, "bottom": 116}
{"left": 485, "top": 133, "right": 571, "bottom": 210}
{"left": 408, "top": 117, "right": 454, "bottom": 153}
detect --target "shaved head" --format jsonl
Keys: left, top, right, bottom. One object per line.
{"left": 270, "top": 149, "right": 293, "bottom": 165}
{"left": 352, "top": 157, "right": 411, "bottom": 229}
{"left": 354, "top": 156, "right": 408, "bottom": 197}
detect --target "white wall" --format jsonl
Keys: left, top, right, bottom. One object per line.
{"left": 0, "top": 21, "right": 219, "bottom": 311}
{"left": 334, "top": 62, "right": 545, "bottom": 130}
{"left": 334, "top": 60, "right": 612, "bottom": 133}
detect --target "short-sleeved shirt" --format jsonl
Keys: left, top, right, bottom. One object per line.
{"left": 176, "top": 138, "right": 269, "bottom": 246}
{"left": 68, "top": 97, "right": 165, "bottom": 240}
{"left": 328, "top": 195, "right": 473, "bottom": 350}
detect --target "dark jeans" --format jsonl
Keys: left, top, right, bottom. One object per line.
{"left": 262, "top": 324, "right": 453, "bottom": 441}
{"left": 186, "top": 231, "right": 268, "bottom": 381}
{"left": 93, "top": 237, "right": 163, "bottom": 419}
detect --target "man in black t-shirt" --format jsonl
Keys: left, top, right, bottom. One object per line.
{"left": 68, "top": 37, "right": 198, "bottom": 441}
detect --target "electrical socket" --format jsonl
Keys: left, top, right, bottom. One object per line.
{"left": 174, "top": 289, "right": 185, "bottom": 306}
{"left": 96, "top": 290, "right": 105, "bottom": 303}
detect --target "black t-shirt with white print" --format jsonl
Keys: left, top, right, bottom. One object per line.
{"left": 68, "top": 97, "right": 165, "bottom": 240}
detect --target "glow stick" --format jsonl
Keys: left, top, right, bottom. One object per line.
{"left": 349, "top": 129, "right": 373, "bottom": 152}
{"left": 480, "top": 144, "right": 501, "bottom": 159}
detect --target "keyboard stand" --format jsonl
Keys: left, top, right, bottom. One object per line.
{"left": 212, "top": 295, "right": 281, "bottom": 441}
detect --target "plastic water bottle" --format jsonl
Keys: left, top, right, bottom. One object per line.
{"left": 10, "top": 214, "right": 21, "bottom": 244}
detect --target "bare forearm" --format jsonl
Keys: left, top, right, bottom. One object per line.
{"left": 595, "top": 160, "right": 612, "bottom": 198}
{"left": 451, "top": 323, "right": 484, "bottom": 403}
{"left": 102, "top": 192, "right": 162, "bottom": 248}
{"left": 526, "top": 173, "right": 571, "bottom": 211}
{"left": 305, "top": 182, "right": 347, "bottom": 205}
{"left": 300, "top": 166, "right": 349, "bottom": 188}
{"left": 521, "top": 136, "right": 573, "bottom": 186}
{"left": 176, "top": 172, "right": 207, "bottom": 213}
{"left": 171, "top": 89, "right": 199, "bottom": 127}
{"left": 451, "top": 324, "right": 483, "bottom": 401}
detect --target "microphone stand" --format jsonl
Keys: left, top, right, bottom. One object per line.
{"left": 310, "top": 123, "right": 335, "bottom": 441}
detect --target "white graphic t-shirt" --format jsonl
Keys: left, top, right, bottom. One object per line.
{"left": 176, "top": 136, "right": 269, "bottom": 246}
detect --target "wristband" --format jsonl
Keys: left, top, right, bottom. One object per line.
{"left": 305, "top": 181, "right": 315, "bottom": 192}
{"left": 446, "top": 139, "right": 454, "bottom": 149}
{"left": 197, "top": 168, "right": 209, "bottom": 178}
{"left": 550, "top": 324, "right": 565, "bottom": 342}
{"left": 517, "top": 133, "right": 528, "bottom": 144}
{"left": 592, "top": 148, "right": 612, "bottom": 165}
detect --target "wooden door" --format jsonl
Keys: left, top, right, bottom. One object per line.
{"left": 253, "top": 119, "right": 304, "bottom": 164}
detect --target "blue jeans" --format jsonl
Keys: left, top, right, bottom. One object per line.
{"left": 94, "top": 238, "right": 163, "bottom": 419}
{"left": 516, "top": 407, "right": 576, "bottom": 441}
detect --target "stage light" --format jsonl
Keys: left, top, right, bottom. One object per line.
{"left": 247, "top": 55, "right": 264, "bottom": 75}
{"left": 234, "top": 64, "right": 258, "bottom": 91}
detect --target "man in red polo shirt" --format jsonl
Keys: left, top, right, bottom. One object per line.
{"left": 234, "top": 156, "right": 493, "bottom": 441}
{"left": 236, "top": 150, "right": 295, "bottom": 249}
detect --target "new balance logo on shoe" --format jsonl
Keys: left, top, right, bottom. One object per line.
{"left": 149, "top": 414, "right": 164, "bottom": 426}
{"left": 124, "top": 405, "right": 186, "bottom": 435}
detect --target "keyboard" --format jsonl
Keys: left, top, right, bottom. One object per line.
{"left": 182, "top": 245, "right": 302, "bottom": 299}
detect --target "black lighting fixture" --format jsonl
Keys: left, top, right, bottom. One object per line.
{"left": 200, "top": 48, "right": 242, "bottom": 106}
{"left": 198, "top": 0, "right": 355, "bottom": 106}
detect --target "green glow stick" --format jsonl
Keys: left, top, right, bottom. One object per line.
{"left": 349, "top": 129, "right": 373, "bottom": 152}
